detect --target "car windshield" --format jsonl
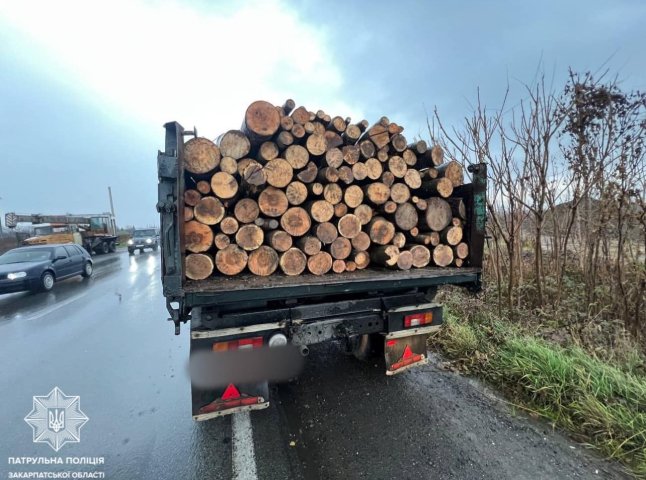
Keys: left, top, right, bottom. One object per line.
{"left": 135, "top": 229, "right": 156, "bottom": 237}
{"left": 0, "top": 249, "right": 52, "bottom": 264}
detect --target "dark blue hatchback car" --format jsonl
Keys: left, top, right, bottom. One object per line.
{"left": 0, "top": 244, "right": 93, "bottom": 294}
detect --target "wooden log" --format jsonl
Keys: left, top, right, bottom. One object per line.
{"left": 381, "top": 171, "right": 395, "bottom": 187}
{"left": 266, "top": 230, "right": 293, "bottom": 252}
{"left": 241, "top": 100, "right": 281, "bottom": 146}
{"left": 284, "top": 145, "right": 310, "bottom": 170}
{"left": 254, "top": 217, "right": 280, "bottom": 231}
{"left": 334, "top": 202, "right": 348, "bottom": 218}
{"left": 447, "top": 197, "right": 467, "bottom": 220}
{"left": 215, "top": 244, "right": 248, "bottom": 275}
{"left": 402, "top": 149, "right": 417, "bottom": 167}
{"left": 196, "top": 180, "right": 211, "bottom": 195}
{"left": 429, "top": 231, "right": 441, "bottom": 246}
{"left": 454, "top": 258, "right": 464, "bottom": 267}
{"left": 217, "top": 130, "right": 251, "bottom": 160}
{"left": 184, "top": 137, "right": 221, "bottom": 174}
{"left": 247, "top": 246, "right": 279, "bottom": 276}
{"left": 377, "top": 147, "right": 389, "bottom": 162}
{"left": 359, "top": 140, "right": 376, "bottom": 159}
{"left": 403, "top": 169, "right": 422, "bottom": 189}
{"left": 264, "top": 158, "right": 293, "bottom": 188}
{"left": 345, "top": 260, "right": 357, "bottom": 272}
{"left": 282, "top": 99, "right": 296, "bottom": 116}
{"left": 211, "top": 172, "right": 239, "bottom": 200}
{"left": 276, "top": 131, "right": 294, "bottom": 151}
{"left": 328, "top": 116, "right": 347, "bottom": 133}
{"left": 184, "top": 189, "right": 202, "bottom": 207}
{"left": 420, "top": 178, "right": 453, "bottom": 198}
{"left": 194, "top": 197, "right": 225, "bottom": 225}
{"left": 235, "top": 224, "right": 264, "bottom": 251}
{"left": 436, "top": 163, "right": 465, "bottom": 188}
{"left": 388, "top": 156, "right": 407, "bottom": 178}
{"left": 441, "top": 225, "right": 463, "bottom": 246}
{"left": 360, "top": 123, "right": 390, "bottom": 149}
{"left": 297, "top": 236, "right": 322, "bottom": 256}
{"left": 306, "top": 133, "right": 328, "bottom": 156}
{"left": 382, "top": 201, "right": 398, "bottom": 214}
{"left": 424, "top": 198, "right": 452, "bottom": 232}
{"left": 337, "top": 166, "right": 354, "bottom": 185}
{"left": 342, "top": 124, "right": 361, "bottom": 144}
{"left": 286, "top": 181, "right": 308, "bottom": 206}
{"left": 332, "top": 259, "right": 346, "bottom": 273}
{"left": 185, "top": 220, "right": 214, "bottom": 253}
{"left": 409, "top": 233, "right": 433, "bottom": 246}
{"left": 421, "top": 167, "right": 439, "bottom": 180}
{"left": 303, "top": 121, "right": 315, "bottom": 134}
{"left": 308, "top": 200, "right": 334, "bottom": 223}
{"left": 258, "top": 187, "right": 289, "bottom": 217}
{"left": 297, "top": 162, "right": 318, "bottom": 183}
{"left": 354, "top": 204, "right": 373, "bottom": 225}
{"left": 324, "top": 131, "right": 343, "bottom": 150}
{"left": 291, "top": 106, "right": 310, "bottom": 124}
{"left": 280, "top": 115, "right": 294, "bottom": 131}
{"left": 317, "top": 167, "right": 339, "bottom": 183}
{"left": 330, "top": 237, "right": 352, "bottom": 260}
{"left": 371, "top": 245, "right": 400, "bottom": 267}
{"left": 342, "top": 145, "right": 360, "bottom": 165}
{"left": 234, "top": 198, "right": 260, "bottom": 224}
{"left": 363, "top": 182, "right": 390, "bottom": 205}
{"left": 409, "top": 227, "right": 420, "bottom": 236}
{"left": 420, "top": 145, "right": 444, "bottom": 167}
{"left": 388, "top": 122, "right": 403, "bottom": 134}
{"left": 390, "top": 183, "right": 411, "bottom": 204}
{"left": 357, "top": 119, "right": 370, "bottom": 132}
{"left": 392, "top": 232, "right": 406, "bottom": 248}
{"left": 281, "top": 207, "right": 311, "bottom": 237}
{"left": 352, "top": 162, "right": 368, "bottom": 181}
{"left": 351, "top": 231, "right": 370, "bottom": 251}
{"left": 323, "top": 183, "right": 343, "bottom": 205}
{"left": 365, "top": 158, "right": 383, "bottom": 180}
{"left": 185, "top": 253, "right": 214, "bottom": 280}
{"left": 368, "top": 217, "right": 395, "bottom": 245}
{"left": 344, "top": 185, "right": 364, "bottom": 208}
{"left": 455, "top": 242, "right": 469, "bottom": 259}
{"left": 413, "top": 198, "right": 428, "bottom": 211}
{"left": 409, "top": 245, "right": 431, "bottom": 268}
{"left": 307, "top": 182, "right": 324, "bottom": 196}
{"left": 315, "top": 222, "right": 338, "bottom": 245}
{"left": 184, "top": 206, "right": 195, "bottom": 222}
{"left": 279, "top": 247, "right": 307, "bottom": 276}
{"left": 338, "top": 214, "right": 361, "bottom": 239}
{"left": 396, "top": 250, "right": 413, "bottom": 270}
{"left": 354, "top": 251, "right": 370, "bottom": 269}
{"left": 432, "top": 244, "right": 454, "bottom": 267}
{"left": 307, "top": 251, "right": 333, "bottom": 275}
{"left": 220, "top": 157, "right": 238, "bottom": 175}
{"left": 324, "top": 148, "right": 343, "bottom": 168}
{"left": 220, "top": 216, "right": 239, "bottom": 235}
{"left": 214, "top": 233, "right": 231, "bottom": 250}
{"left": 390, "top": 133, "right": 407, "bottom": 153}
{"left": 241, "top": 162, "right": 267, "bottom": 193}
{"left": 291, "top": 123, "right": 306, "bottom": 140}
{"left": 408, "top": 140, "right": 428, "bottom": 155}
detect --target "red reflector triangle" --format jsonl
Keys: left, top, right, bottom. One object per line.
{"left": 221, "top": 384, "right": 241, "bottom": 400}
{"left": 402, "top": 345, "right": 414, "bottom": 359}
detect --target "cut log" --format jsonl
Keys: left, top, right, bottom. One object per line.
{"left": 211, "top": 172, "right": 239, "bottom": 200}
{"left": 413, "top": 198, "right": 428, "bottom": 211}
{"left": 420, "top": 178, "right": 453, "bottom": 198}
{"left": 194, "top": 197, "right": 225, "bottom": 225}
{"left": 266, "top": 230, "right": 293, "bottom": 252}
{"left": 184, "top": 189, "right": 201, "bottom": 207}
{"left": 358, "top": 119, "right": 370, "bottom": 132}
{"left": 264, "top": 158, "right": 293, "bottom": 188}
{"left": 365, "top": 158, "right": 383, "bottom": 180}
{"left": 441, "top": 225, "right": 463, "bottom": 246}
{"left": 185, "top": 253, "right": 214, "bottom": 280}
{"left": 317, "top": 167, "right": 339, "bottom": 183}
{"left": 257, "top": 141, "right": 279, "bottom": 163}
{"left": 284, "top": 145, "right": 310, "bottom": 170}
{"left": 409, "top": 227, "right": 419, "bottom": 236}
{"left": 306, "top": 133, "right": 328, "bottom": 156}
{"left": 409, "top": 233, "right": 433, "bottom": 245}
{"left": 388, "top": 122, "right": 403, "bottom": 134}
{"left": 324, "top": 131, "right": 343, "bottom": 150}
{"left": 420, "top": 145, "right": 444, "bottom": 167}
{"left": 424, "top": 198, "right": 452, "bottom": 232}
{"left": 307, "top": 200, "right": 334, "bottom": 223}
{"left": 381, "top": 171, "right": 395, "bottom": 187}
{"left": 324, "top": 148, "right": 343, "bottom": 168}
{"left": 258, "top": 187, "right": 289, "bottom": 217}
{"left": 315, "top": 222, "right": 338, "bottom": 245}
{"left": 247, "top": 246, "right": 279, "bottom": 276}
{"left": 396, "top": 250, "right": 413, "bottom": 270}
{"left": 382, "top": 201, "right": 398, "bottom": 214}
{"left": 334, "top": 202, "right": 348, "bottom": 218}
{"left": 184, "top": 206, "right": 195, "bottom": 222}
{"left": 408, "top": 140, "right": 428, "bottom": 155}
{"left": 240, "top": 159, "right": 265, "bottom": 183}
{"left": 291, "top": 106, "right": 310, "bottom": 124}
{"left": 242, "top": 100, "right": 281, "bottom": 146}
{"left": 307, "top": 182, "right": 324, "bottom": 196}
{"left": 337, "top": 166, "right": 354, "bottom": 185}
{"left": 304, "top": 121, "right": 315, "bottom": 134}
{"left": 282, "top": 99, "right": 296, "bottom": 116}
{"left": 351, "top": 231, "right": 371, "bottom": 251}
{"left": 280, "top": 115, "right": 294, "bottom": 131}
{"left": 307, "top": 251, "right": 333, "bottom": 275}
{"left": 220, "top": 157, "right": 238, "bottom": 175}
{"left": 409, "top": 245, "right": 431, "bottom": 268}
{"left": 279, "top": 247, "right": 307, "bottom": 276}
{"left": 432, "top": 244, "right": 454, "bottom": 267}
{"left": 217, "top": 130, "right": 251, "bottom": 160}
{"left": 344, "top": 185, "right": 364, "bottom": 208}
{"left": 234, "top": 198, "right": 260, "bottom": 224}
{"left": 402, "top": 149, "right": 417, "bottom": 167}
{"left": 254, "top": 217, "right": 280, "bottom": 230}
{"left": 286, "top": 181, "right": 308, "bottom": 206}
{"left": 328, "top": 116, "right": 347, "bottom": 133}
{"left": 297, "top": 162, "right": 318, "bottom": 183}
{"left": 371, "top": 245, "right": 400, "bottom": 267}
{"left": 447, "top": 197, "right": 467, "bottom": 220}
{"left": 323, "top": 183, "right": 343, "bottom": 205}
{"left": 436, "top": 160, "right": 463, "bottom": 187}
{"left": 390, "top": 133, "right": 407, "bottom": 153}
{"left": 332, "top": 259, "right": 346, "bottom": 273}
{"left": 345, "top": 261, "right": 356, "bottom": 272}
{"left": 361, "top": 123, "right": 390, "bottom": 149}
{"left": 214, "top": 233, "right": 231, "bottom": 250}
{"left": 377, "top": 147, "right": 389, "bottom": 162}
{"left": 297, "top": 236, "right": 322, "bottom": 256}
{"left": 368, "top": 217, "right": 395, "bottom": 245}
{"left": 430, "top": 231, "right": 441, "bottom": 246}
{"left": 291, "top": 123, "right": 306, "bottom": 139}
{"left": 403, "top": 169, "right": 422, "bottom": 189}
{"left": 184, "top": 137, "right": 221, "bottom": 174}
{"left": 280, "top": 207, "right": 311, "bottom": 237}
{"left": 235, "top": 224, "right": 264, "bottom": 251}
{"left": 363, "top": 182, "right": 390, "bottom": 205}
{"left": 354, "top": 204, "right": 373, "bottom": 225}
{"left": 338, "top": 214, "right": 361, "bottom": 239}
{"left": 354, "top": 251, "right": 370, "bottom": 269}
{"left": 276, "top": 131, "right": 294, "bottom": 150}
{"left": 455, "top": 258, "right": 464, "bottom": 267}
{"left": 342, "top": 145, "right": 360, "bottom": 165}
{"left": 342, "top": 124, "right": 361, "bottom": 144}
{"left": 330, "top": 237, "right": 352, "bottom": 260}
{"left": 359, "top": 140, "right": 376, "bottom": 159}
{"left": 392, "top": 232, "right": 406, "bottom": 248}
{"left": 185, "top": 220, "right": 214, "bottom": 253}
{"left": 220, "top": 216, "right": 239, "bottom": 235}
{"left": 388, "top": 156, "right": 407, "bottom": 178}
{"left": 352, "top": 162, "right": 368, "bottom": 181}
{"left": 196, "top": 180, "right": 211, "bottom": 195}
{"left": 455, "top": 242, "right": 469, "bottom": 259}
{"left": 422, "top": 168, "right": 439, "bottom": 180}
{"left": 215, "top": 245, "right": 248, "bottom": 275}
{"left": 390, "top": 183, "right": 411, "bottom": 204}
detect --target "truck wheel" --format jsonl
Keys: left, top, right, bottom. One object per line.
{"left": 128, "top": 249, "right": 135, "bottom": 256}
{"left": 81, "top": 261, "right": 93, "bottom": 278}
{"left": 100, "top": 242, "right": 109, "bottom": 255}
{"left": 108, "top": 241, "right": 116, "bottom": 253}
{"left": 350, "top": 334, "right": 384, "bottom": 361}
{"left": 152, "top": 244, "right": 158, "bottom": 251}
{"left": 39, "top": 272, "right": 55, "bottom": 292}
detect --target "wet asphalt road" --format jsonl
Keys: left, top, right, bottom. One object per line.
{"left": 0, "top": 251, "right": 629, "bottom": 479}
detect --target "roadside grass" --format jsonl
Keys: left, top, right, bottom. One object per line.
{"left": 433, "top": 293, "right": 646, "bottom": 478}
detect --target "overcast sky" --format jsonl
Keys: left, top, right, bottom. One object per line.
{"left": 1, "top": 0, "right": 645, "bottom": 228}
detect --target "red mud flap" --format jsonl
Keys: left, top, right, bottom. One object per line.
{"left": 384, "top": 333, "right": 429, "bottom": 376}
{"left": 194, "top": 383, "right": 269, "bottom": 421}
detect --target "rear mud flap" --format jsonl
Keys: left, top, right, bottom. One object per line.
{"left": 384, "top": 334, "right": 429, "bottom": 375}
{"left": 192, "top": 381, "right": 269, "bottom": 421}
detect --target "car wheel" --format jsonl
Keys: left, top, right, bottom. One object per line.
{"left": 40, "top": 272, "right": 55, "bottom": 292}
{"left": 81, "top": 261, "right": 93, "bottom": 278}
{"left": 108, "top": 241, "right": 116, "bottom": 253}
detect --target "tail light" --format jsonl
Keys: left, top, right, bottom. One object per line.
{"left": 404, "top": 311, "right": 433, "bottom": 328}
{"left": 212, "top": 336, "right": 263, "bottom": 352}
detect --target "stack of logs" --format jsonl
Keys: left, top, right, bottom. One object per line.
{"left": 182, "top": 100, "right": 469, "bottom": 279}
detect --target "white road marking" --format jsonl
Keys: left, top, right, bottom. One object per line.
{"left": 232, "top": 411, "right": 258, "bottom": 480}
{"left": 22, "top": 292, "right": 89, "bottom": 321}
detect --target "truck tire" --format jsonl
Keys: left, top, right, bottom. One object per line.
{"left": 108, "top": 241, "right": 116, "bottom": 253}
{"left": 152, "top": 244, "right": 158, "bottom": 251}
{"left": 128, "top": 248, "right": 135, "bottom": 256}
{"left": 99, "top": 241, "right": 109, "bottom": 255}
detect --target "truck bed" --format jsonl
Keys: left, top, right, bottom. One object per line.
{"left": 183, "top": 266, "right": 481, "bottom": 305}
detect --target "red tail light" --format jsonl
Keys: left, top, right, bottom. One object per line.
{"left": 213, "top": 336, "right": 263, "bottom": 352}
{"left": 404, "top": 312, "right": 433, "bottom": 328}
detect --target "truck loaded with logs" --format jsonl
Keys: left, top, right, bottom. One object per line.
{"left": 157, "top": 99, "right": 486, "bottom": 420}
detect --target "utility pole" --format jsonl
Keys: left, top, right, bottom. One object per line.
{"left": 108, "top": 186, "right": 116, "bottom": 218}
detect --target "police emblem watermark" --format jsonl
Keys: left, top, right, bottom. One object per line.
{"left": 24, "top": 387, "right": 89, "bottom": 452}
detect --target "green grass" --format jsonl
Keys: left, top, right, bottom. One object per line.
{"left": 434, "top": 296, "right": 646, "bottom": 478}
